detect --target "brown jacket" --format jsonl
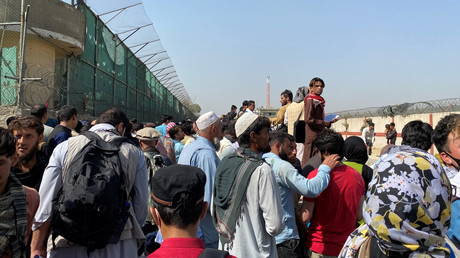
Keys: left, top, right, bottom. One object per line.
{"left": 302, "top": 98, "right": 330, "bottom": 166}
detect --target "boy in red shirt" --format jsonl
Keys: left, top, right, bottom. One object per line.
{"left": 148, "top": 164, "right": 234, "bottom": 258}
{"left": 300, "top": 129, "right": 364, "bottom": 257}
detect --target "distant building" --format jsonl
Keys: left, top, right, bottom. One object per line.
{"left": 256, "top": 107, "right": 279, "bottom": 118}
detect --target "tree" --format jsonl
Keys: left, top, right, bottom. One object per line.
{"left": 188, "top": 103, "right": 201, "bottom": 114}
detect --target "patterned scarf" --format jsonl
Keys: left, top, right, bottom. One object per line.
{"left": 0, "top": 174, "right": 27, "bottom": 258}
{"left": 306, "top": 93, "right": 325, "bottom": 107}
{"left": 340, "top": 145, "right": 451, "bottom": 257}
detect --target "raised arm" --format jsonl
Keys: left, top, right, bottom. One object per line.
{"left": 281, "top": 154, "right": 339, "bottom": 197}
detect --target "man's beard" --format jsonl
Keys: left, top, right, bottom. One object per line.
{"left": 18, "top": 144, "right": 38, "bottom": 164}
{"left": 279, "top": 150, "right": 289, "bottom": 162}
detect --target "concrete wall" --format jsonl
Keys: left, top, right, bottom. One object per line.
{"left": 0, "top": 106, "right": 23, "bottom": 127}
{"left": 0, "top": 0, "right": 85, "bottom": 117}
{"left": 332, "top": 111, "right": 460, "bottom": 155}
{"left": 1, "top": 30, "right": 65, "bottom": 108}
{"left": 0, "top": 0, "right": 85, "bottom": 54}
{"left": 22, "top": 36, "right": 57, "bottom": 108}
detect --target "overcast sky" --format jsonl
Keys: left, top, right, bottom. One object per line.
{"left": 143, "top": 0, "right": 460, "bottom": 115}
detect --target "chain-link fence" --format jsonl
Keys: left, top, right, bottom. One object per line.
{"left": 336, "top": 98, "right": 460, "bottom": 119}
{"left": 0, "top": 0, "right": 21, "bottom": 106}
{"left": 64, "top": 2, "right": 193, "bottom": 121}
{"left": 0, "top": 0, "right": 195, "bottom": 121}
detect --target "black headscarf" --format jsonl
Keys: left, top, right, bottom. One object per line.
{"left": 344, "top": 136, "right": 368, "bottom": 164}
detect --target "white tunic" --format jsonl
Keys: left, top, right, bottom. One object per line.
{"left": 220, "top": 163, "right": 283, "bottom": 258}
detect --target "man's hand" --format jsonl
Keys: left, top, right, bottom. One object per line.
{"left": 321, "top": 154, "right": 340, "bottom": 169}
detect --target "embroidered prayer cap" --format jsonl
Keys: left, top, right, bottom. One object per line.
{"left": 136, "top": 127, "right": 161, "bottom": 141}
{"left": 151, "top": 164, "right": 206, "bottom": 207}
{"left": 235, "top": 112, "right": 259, "bottom": 137}
{"left": 196, "top": 111, "right": 219, "bottom": 130}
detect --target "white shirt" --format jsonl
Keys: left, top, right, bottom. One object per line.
{"left": 362, "top": 127, "right": 375, "bottom": 143}
{"left": 220, "top": 163, "right": 283, "bottom": 258}
{"left": 217, "top": 137, "right": 237, "bottom": 160}
{"left": 34, "top": 124, "right": 147, "bottom": 230}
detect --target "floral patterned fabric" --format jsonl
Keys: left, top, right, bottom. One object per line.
{"left": 340, "top": 145, "right": 452, "bottom": 257}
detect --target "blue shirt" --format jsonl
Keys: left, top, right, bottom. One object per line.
{"left": 173, "top": 140, "right": 184, "bottom": 161}
{"left": 262, "top": 152, "right": 331, "bottom": 244}
{"left": 448, "top": 200, "right": 460, "bottom": 243}
{"left": 177, "top": 136, "right": 220, "bottom": 248}
{"left": 46, "top": 125, "right": 72, "bottom": 157}
{"left": 155, "top": 124, "right": 167, "bottom": 137}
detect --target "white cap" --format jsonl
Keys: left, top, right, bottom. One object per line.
{"left": 196, "top": 111, "right": 219, "bottom": 130}
{"left": 235, "top": 112, "right": 259, "bottom": 137}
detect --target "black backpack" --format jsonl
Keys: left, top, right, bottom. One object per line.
{"left": 52, "top": 131, "right": 131, "bottom": 251}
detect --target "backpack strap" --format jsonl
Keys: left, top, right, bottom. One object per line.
{"left": 109, "top": 136, "right": 129, "bottom": 147}
{"left": 80, "top": 131, "right": 103, "bottom": 142}
{"left": 62, "top": 135, "right": 91, "bottom": 180}
{"left": 199, "top": 248, "right": 230, "bottom": 258}
{"left": 81, "top": 131, "right": 129, "bottom": 148}
{"left": 295, "top": 108, "right": 303, "bottom": 122}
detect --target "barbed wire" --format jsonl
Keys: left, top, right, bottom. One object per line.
{"left": 335, "top": 98, "right": 460, "bottom": 118}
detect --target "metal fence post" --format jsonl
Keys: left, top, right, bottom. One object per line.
{"left": 17, "top": 0, "right": 30, "bottom": 107}
{"left": 93, "top": 14, "right": 98, "bottom": 116}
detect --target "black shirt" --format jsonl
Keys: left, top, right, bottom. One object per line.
{"left": 11, "top": 151, "right": 48, "bottom": 190}
{"left": 46, "top": 125, "right": 72, "bottom": 158}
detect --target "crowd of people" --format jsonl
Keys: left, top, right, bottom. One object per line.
{"left": 0, "top": 77, "right": 460, "bottom": 258}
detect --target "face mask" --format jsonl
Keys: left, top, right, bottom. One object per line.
{"left": 446, "top": 152, "right": 460, "bottom": 171}
{"left": 444, "top": 165, "right": 459, "bottom": 180}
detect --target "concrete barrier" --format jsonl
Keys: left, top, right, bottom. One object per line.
{"left": 331, "top": 111, "right": 460, "bottom": 155}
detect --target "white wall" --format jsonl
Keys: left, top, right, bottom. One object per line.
{"left": 331, "top": 111, "right": 460, "bottom": 156}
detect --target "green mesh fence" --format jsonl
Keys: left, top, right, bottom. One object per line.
{"left": 66, "top": 3, "right": 193, "bottom": 120}
{"left": 0, "top": 45, "right": 17, "bottom": 105}
{"left": 0, "top": 2, "right": 194, "bottom": 120}
{"left": 0, "top": 0, "right": 19, "bottom": 106}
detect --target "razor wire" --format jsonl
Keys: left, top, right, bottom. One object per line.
{"left": 82, "top": 0, "right": 193, "bottom": 107}
{"left": 335, "top": 98, "right": 460, "bottom": 118}
{"left": 1, "top": 0, "right": 196, "bottom": 120}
